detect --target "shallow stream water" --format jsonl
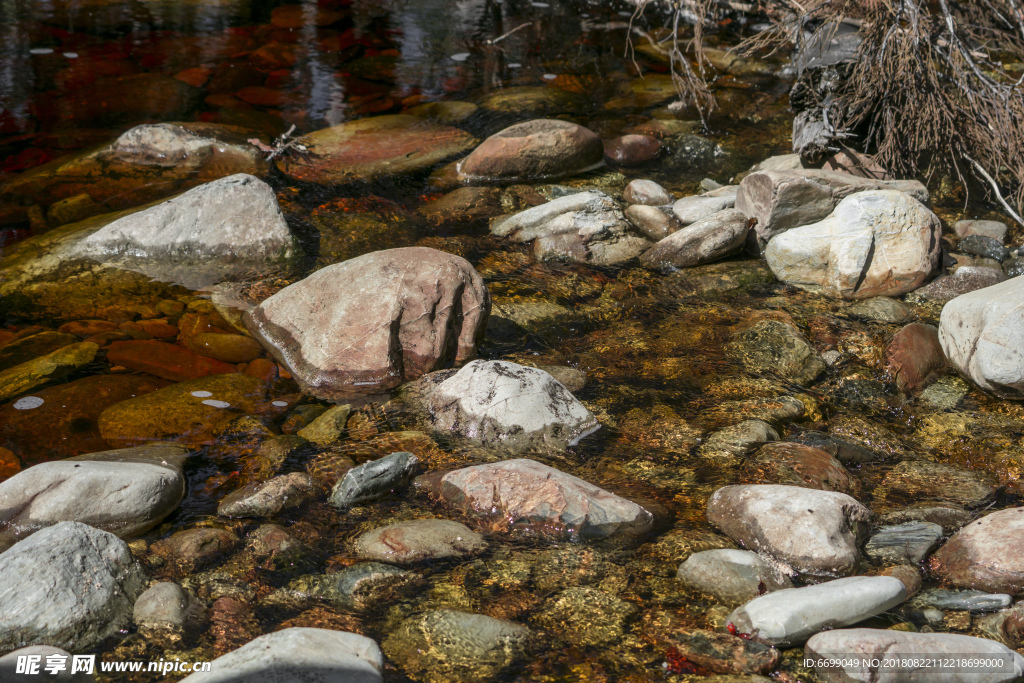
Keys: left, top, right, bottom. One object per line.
{"left": 1, "top": 0, "right": 1023, "bottom": 681}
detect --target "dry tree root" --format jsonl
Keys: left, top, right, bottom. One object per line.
{"left": 632, "top": 0, "right": 1024, "bottom": 216}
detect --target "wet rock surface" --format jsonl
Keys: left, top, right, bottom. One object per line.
{"left": 458, "top": 119, "right": 603, "bottom": 182}
{"left": 677, "top": 549, "right": 794, "bottom": 605}
{"left": 930, "top": 508, "right": 1024, "bottom": 594}
{"left": 641, "top": 208, "right": 749, "bottom": 269}
{"left": 353, "top": 518, "right": 487, "bottom": 564}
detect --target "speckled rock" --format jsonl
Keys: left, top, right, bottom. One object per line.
{"left": 916, "top": 266, "right": 1008, "bottom": 303}
{"left": 699, "top": 419, "right": 780, "bottom": 460}
{"left": 727, "top": 317, "right": 826, "bottom": 385}
{"left": 668, "top": 630, "right": 780, "bottom": 675}
{"left": 330, "top": 451, "right": 419, "bottom": 508}
{"left": 353, "top": 519, "right": 487, "bottom": 564}
{"left": 534, "top": 587, "right": 637, "bottom": 647}
{"left": 677, "top": 549, "right": 793, "bottom": 605}
{"left": 930, "top": 508, "right": 1024, "bottom": 595}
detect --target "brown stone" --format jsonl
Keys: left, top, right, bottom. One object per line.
{"left": 0, "top": 331, "right": 79, "bottom": 372}
{"left": 133, "top": 319, "right": 179, "bottom": 339}
{"left": 0, "top": 374, "right": 170, "bottom": 466}
{"left": 107, "top": 340, "right": 238, "bottom": 382}
{"left": 740, "top": 442, "right": 854, "bottom": 494}
{"left": 34, "top": 74, "right": 202, "bottom": 128}
{"left": 209, "top": 596, "right": 261, "bottom": 656}
{"left": 246, "top": 247, "right": 490, "bottom": 399}
{"left": 603, "top": 134, "right": 661, "bottom": 166}
{"left": 457, "top": 119, "right": 604, "bottom": 182}
{"left": 884, "top": 323, "right": 947, "bottom": 394}
{"left": 668, "top": 630, "right": 779, "bottom": 675}
{"left": 58, "top": 320, "right": 120, "bottom": 338}
{"left": 151, "top": 527, "right": 239, "bottom": 572}
{"left": 418, "top": 187, "right": 502, "bottom": 226}
{"left": 189, "top": 333, "right": 263, "bottom": 364}
{"left": 930, "top": 508, "right": 1024, "bottom": 595}
{"left": 0, "top": 447, "right": 20, "bottom": 482}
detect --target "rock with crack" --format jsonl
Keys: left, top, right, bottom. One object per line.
{"left": 736, "top": 169, "right": 929, "bottom": 251}
{"left": 490, "top": 191, "right": 652, "bottom": 265}
{"left": 764, "top": 190, "right": 941, "bottom": 299}
{"left": 245, "top": 247, "right": 490, "bottom": 399}
{"left": 938, "top": 276, "right": 1024, "bottom": 399}
{"left": 402, "top": 360, "right": 599, "bottom": 452}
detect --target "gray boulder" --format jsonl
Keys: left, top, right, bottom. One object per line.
{"left": 671, "top": 191, "right": 736, "bottom": 225}
{"left": 0, "top": 450, "right": 185, "bottom": 550}
{"left": 0, "top": 522, "right": 146, "bottom": 652}
{"left": 420, "top": 458, "right": 652, "bottom": 540}
{"left": 736, "top": 169, "right": 929, "bottom": 251}
{"left": 677, "top": 549, "right": 794, "bottom": 605}
{"left": 353, "top": 519, "right": 487, "bottom": 564}
{"left": 178, "top": 627, "right": 384, "bottom": 683}
{"left": 70, "top": 174, "right": 295, "bottom": 289}
{"left": 707, "top": 484, "right": 871, "bottom": 577}
{"left": 641, "top": 208, "right": 748, "bottom": 269}
{"left": 728, "top": 576, "right": 907, "bottom": 647}
{"left": 490, "top": 191, "right": 652, "bottom": 265}
{"left": 765, "top": 190, "right": 941, "bottom": 300}
{"left": 330, "top": 451, "right": 420, "bottom": 508}
{"left": 938, "top": 276, "right": 1024, "bottom": 398}
{"left": 413, "top": 360, "right": 599, "bottom": 452}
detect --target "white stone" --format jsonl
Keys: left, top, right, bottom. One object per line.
{"left": 765, "top": 190, "right": 941, "bottom": 300}
{"left": 423, "top": 360, "right": 599, "bottom": 451}
{"left": 805, "top": 628, "right": 1024, "bottom": 682}
{"left": 0, "top": 456, "right": 185, "bottom": 550}
{"left": 0, "top": 522, "right": 146, "bottom": 652}
{"left": 178, "top": 627, "right": 384, "bottom": 683}
{"left": 707, "top": 485, "right": 871, "bottom": 577}
{"left": 938, "top": 276, "right": 1024, "bottom": 398}
{"left": 728, "top": 576, "right": 907, "bottom": 646}
{"left": 671, "top": 193, "right": 735, "bottom": 225}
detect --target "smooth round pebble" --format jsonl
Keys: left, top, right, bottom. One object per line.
{"left": 201, "top": 399, "right": 231, "bottom": 408}
{"left": 191, "top": 391, "right": 213, "bottom": 398}
{"left": 13, "top": 397, "right": 45, "bottom": 410}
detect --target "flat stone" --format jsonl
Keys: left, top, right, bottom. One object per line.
{"left": 458, "top": 118, "right": 602, "bottom": 183}
{"left": 151, "top": 527, "right": 239, "bottom": 572}
{"left": 187, "top": 333, "right": 263, "bottom": 364}
{"left": 879, "top": 505, "right": 974, "bottom": 533}
{"left": 623, "top": 179, "right": 671, "bottom": 206}
{"left": 0, "top": 522, "right": 147, "bottom": 652}
{"left": 736, "top": 169, "right": 929, "bottom": 251}
{"left": 412, "top": 360, "right": 599, "bottom": 452}
{"left": 765, "top": 190, "right": 941, "bottom": 299}
{"left": 938, "top": 276, "right": 1024, "bottom": 398}
{"left": 178, "top": 628, "right": 384, "bottom": 683}
{"left": 383, "top": 610, "right": 529, "bottom": 683}
{"left": 477, "top": 86, "right": 587, "bottom": 116}
{"left": 707, "top": 484, "right": 871, "bottom": 577}
{"left": 217, "top": 472, "right": 316, "bottom": 518}
{"left": 106, "top": 340, "right": 237, "bottom": 382}
{"left": 847, "top": 297, "right": 914, "bottom": 324}
{"left": 917, "top": 266, "right": 1009, "bottom": 303}
{"left": 70, "top": 174, "right": 295, "bottom": 290}
{"left": 0, "top": 331, "right": 79, "bottom": 372}
{"left": 0, "top": 453, "right": 185, "bottom": 551}
{"left": 728, "top": 576, "right": 907, "bottom": 647}
{"left": 955, "top": 219, "right": 1008, "bottom": 242}
{"left": 641, "top": 208, "right": 749, "bottom": 269}
{"left": 805, "top": 628, "right": 1024, "bottom": 683}
{"left": 912, "top": 588, "right": 1012, "bottom": 612}
{"left": 0, "top": 342, "right": 99, "bottom": 404}
{"left": 353, "top": 519, "right": 487, "bottom": 564}
{"left": 421, "top": 458, "right": 652, "bottom": 540}
{"left": 277, "top": 115, "right": 476, "bottom": 184}
{"left": 491, "top": 190, "right": 652, "bottom": 266}
{"left": 930, "top": 507, "right": 1024, "bottom": 594}
{"left": 668, "top": 629, "right": 779, "bottom": 675}
{"left": 677, "top": 549, "right": 794, "bottom": 605}
{"left": 884, "top": 323, "right": 947, "bottom": 394}
{"left": 245, "top": 247, "right": 490, "bottom": 399}
{"left": 330, "top": 451, "right": 420, "bottom": 508}
{"left": 727, "top": 316, "right": 826, "bottom": 385}
{"left": 865, "top": 522, "right": 944, "bottom": 565}
{"left": 874, "top": 460, "right": 997, "bottom": 509}
{"left": 98, "top": 373, "right": 268, "bottom": 446}
{"left": 296, "top": 405, "right": 352, "bottom": 446}
{"left": 960, "top": 235, "right": 1010, "bottom": 261}
{"left": 789, "top": 431, "right": 877, "bottom": 464}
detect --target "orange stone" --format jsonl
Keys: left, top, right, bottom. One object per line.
{"left": 107, "top": 340, "right": 238, "bottom": 382}
{"left": 189, "top": 332, "right": 264, "bottom": 364}
{"left": 244, "top": 357, "right": 279, "bottom": 384}
{"left": 0, "top": 447, "right": 20, "bottom": 481}
{"left": 59, "top": 319, "right": 119, "bottom": 338}
{"left": 134, "top": 319, "right": 180, "bottom": 339}
{"left": 175, "top": 67, "right": 213, "bottom": 88}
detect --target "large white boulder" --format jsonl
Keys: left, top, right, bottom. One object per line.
{"left": 938, "top": 276, "right": 1024, "bottom": 398}
{"left": 764, "top": 190, "right": 941, "bottom": 299}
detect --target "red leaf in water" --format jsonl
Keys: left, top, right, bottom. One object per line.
{"left": 664, "top": 647, "right": 700, "bottom": 675}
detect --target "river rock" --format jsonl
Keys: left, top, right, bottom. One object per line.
{"left": 765, "top": 190, "right": 941, "bottom": 299}
{"left": 884, "top": 323, "right": 946, "bottom": 394}
{"left": 805, "top": 628, "right": 1024, "bottom": 682}
{"left": 912, "top": 588, "right": 1012, "bottom": 612}
{"left": 277, "top": 114, "right": 475, "bottom": 184}
{"left": 667, "top": 630, "right": 779, "bottom": 675}
{"left": 938, "top": 276, "right": 1024, "bottom": 398}
{"left": 623, "top": 179, "right": 671, "bottom": 206}
{"left": 727, "top": 316, "right": 826, "bottom": 385}
{"left": 847, "top": 297, "right": 914, "bottom": 324}
{"left": 106, "top": 340, "right": 237, "bottom": 382}
{"left": 672, "top": 191, "right": 737, "bottom": 225}
{"left": 728, "top": 576, "right": 907, "bottom": 646}
{"left": 956, "top": 219, "right": 1008, "bottom": 242}
{"left": 133, "top": 582, "right": 207, "bottom": 646}
{"left": 217, "top": 472, "right": 316, "bottom": 518}
{"left": 707, "top": 485, "right": 871, "bottom": 576}
{"left": 535, "top": 587, "right": 637, "bottom": 647}
{"left": 739, "top": 441, "right": 853, "bottom": 493}
{"left": 383, "top": 609, "right": 529, "bottom": 683}
{"left": 421, "top": 458, "right": 652, "bottom": 540}
{"left": 625, "top": 204, "right": 681, "bottom": 241}
{"left": 961, "top": 235, "right": 1010, "bottom": 262}
{"left": 864, "top": 522, "right": 943, "bottom": 565}
{"left": 245, "top": 247, "right": 490, "bottom": 399}
{"left": 457, "top": 119, "right": 603, "bottom": 182}
{"left": 330, "top": 451, "right": 419, "bottom": 508}
{"left": 151, "top": 527, "right": 239, "bottom": 572}
{"left": 699, "top": 419, "right": 780, "bottom": 460}
{"left": 0, "top": 645, "right": 93, "bottom": 681}
{"left": 641, "top": 208, "right": 749, "bottom": 269}
{"left": 353, "top": 519, "right": 487, "bottom": 564}
{"left": 604, "top": 134, "right": 661, "bottom": 165}
{"left": 915, "top": 266, "right": 1008, "bottom": 303}
{"left": 930, "top": 508, "right": 1024, "bottom": 594}
{"left": 295, "top": 405, "right": 351, "bottom": 446}
{"left": 677, "top": 549, "right": 794, "bottom": 604}
{"left": 0, "top": 521, "right": 146, "bottom": 652}
{"left": 411, "top": 360, "right": 599, "bottom": 451}
{"left": 874, "top": 460, "right": 998, "bottom": 509}
{"left": 0, "top": 331, "right": 79, "bottom": 372}
{"left": 68, "top": 174, "right": 295, "bottom": 289}
{"left": 490, "top": 190, "right": 652, "bottom": 265}
{"left": 736, "top": 169, "right": 929, "bottom": 251}
{"left": 98, "top": 373, "right": 269, "bottom": 446}
{"left": 178, "top": 627, "right": 384, "bottom": 683}
{"left": 0, "top": 452, "right": 185, "bottom": 550}
{"left": 0, "top": 342, "right": 99, "bottom": 404}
